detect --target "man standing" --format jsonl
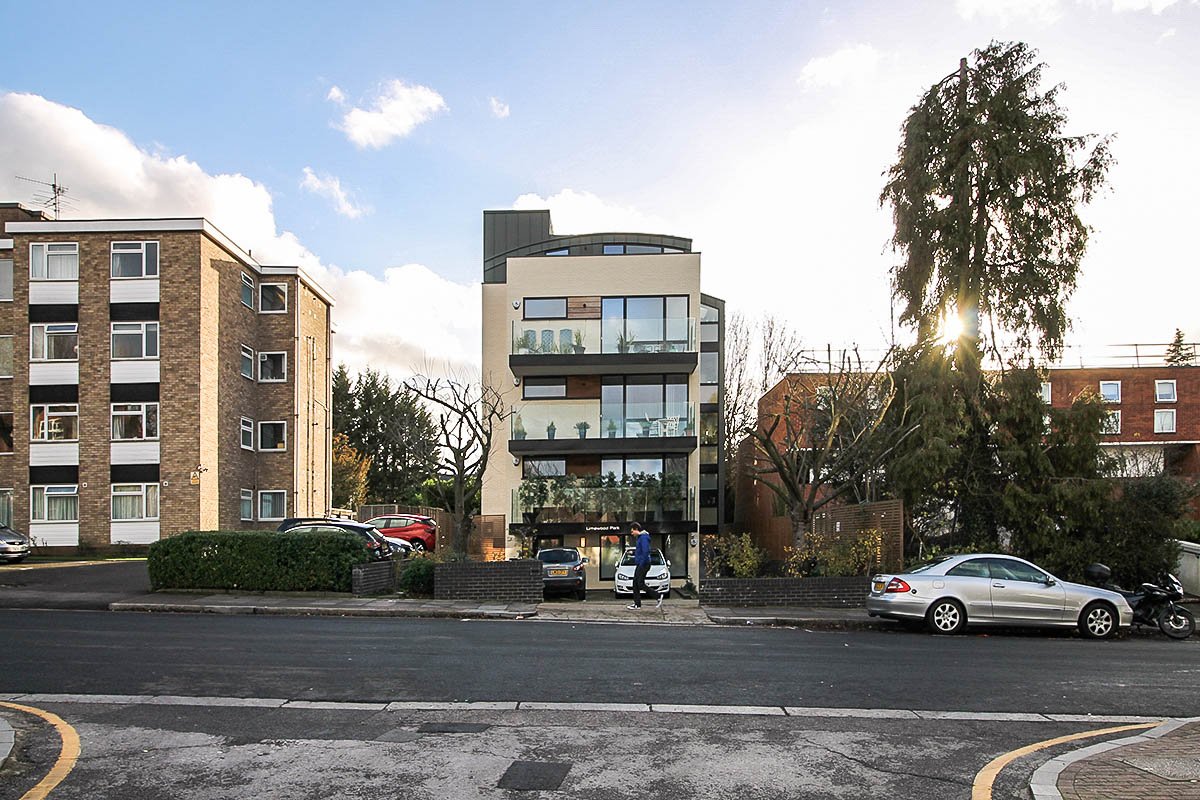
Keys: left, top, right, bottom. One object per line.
{"left": 627, "top": 522, "right": 657, "bottom": 610}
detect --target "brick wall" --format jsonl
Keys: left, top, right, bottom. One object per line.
{"left": 433, "top": 559, "right": 542, "bottom": 603}
{"left": 699, "top": 576, "right": 870, "bottom": 607}
{"left": 352, "top": 560, "right": 396, "bottom": 596}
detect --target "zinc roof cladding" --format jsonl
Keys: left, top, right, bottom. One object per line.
{"left": 484, "top": 231, "right": 694, "bottom": 283}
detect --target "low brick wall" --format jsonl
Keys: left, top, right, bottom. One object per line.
{"left": 700, "top": 576, "right": 871, "bottom": 607}
{"left": 352, "top": 561, "right": 396, "bottom": 596}
{"left": 434, "top": 560, "right": 542, "bottom": 603}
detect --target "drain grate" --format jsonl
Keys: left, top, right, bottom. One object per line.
{"left": 416, "top": 722, "right": 492, "bottom": 734}
{"left": 497, "top": 760, "right": 572, "bottom": 791}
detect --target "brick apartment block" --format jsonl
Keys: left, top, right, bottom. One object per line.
{"left": 0, "top": 203, "right": 333, "bottom": 553}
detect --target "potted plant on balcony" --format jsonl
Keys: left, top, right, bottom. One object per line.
{"left": 572, "top": 330, "right": 585, "bottom": 355}
{"left": 518, "top": 478, "right": 548, "bottom": 525}
{"left": 617, "top": 331, "right": 637, "bottom": 354}
{"left": 546, "top": 421, "right": 556, "bottom": 440}
{"left": 658, "top": 471, "right": 685, "bottom": 522}
{"left": 606, "top": 419, "right": 618, "bottom": 439}
{"left": 513, "top": 414, "right": 527, "bottom": 441}
{"left": 575, "top": 420, "right": 590, "bottom": 439}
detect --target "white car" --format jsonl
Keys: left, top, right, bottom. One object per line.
{"left": 614, "top": 547, "right": 671, "bottom": 597}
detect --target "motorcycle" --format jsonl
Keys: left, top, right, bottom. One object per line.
{"left": 1085, "top": 563, "right": 1195, "bottom": 640}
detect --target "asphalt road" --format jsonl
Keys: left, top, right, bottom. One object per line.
{"left": 2, "top": 610, "right": 1197, "bottom": 716}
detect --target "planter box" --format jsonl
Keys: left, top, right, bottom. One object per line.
{"left": 434, "top": 560, "right": 542, "bottom": 603}
{"left": 352, "top": 560, "right": 396, "bottom": 596}
{"left": 699, "top": 576, "right": 871, "bottom": 607}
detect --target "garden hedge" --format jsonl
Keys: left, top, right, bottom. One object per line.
{"left": 147, "top": 530, "right": 367, "bottom": 592}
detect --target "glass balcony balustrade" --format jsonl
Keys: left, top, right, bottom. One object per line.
{"left": 512, "top": 401, "right": 695, "bottom": 441}
{"left": 512, "top": 480, "right": 695, "bottom": 525}
{"left": 511, "top": 318, "right": 696, "bottom": 356}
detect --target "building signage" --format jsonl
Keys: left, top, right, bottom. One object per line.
{"left": 584, "top": 524, "right": 622, "bottom": 532}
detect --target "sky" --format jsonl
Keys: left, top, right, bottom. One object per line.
{"left": 0, "top": 0, "right": 1196, "bottom": 380}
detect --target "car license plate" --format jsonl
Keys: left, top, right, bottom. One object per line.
{"left": 549, "top": 568, "right": 568, "bottom": 577}
{"left": 872, "top": 580, "right": 885, "bottom": 593}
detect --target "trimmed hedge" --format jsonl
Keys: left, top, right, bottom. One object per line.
{"left": 397, "top": 556, "right": 436, "bottom": 596}
{"left": 147, "top": 530, "right": 367, "bottom": 592}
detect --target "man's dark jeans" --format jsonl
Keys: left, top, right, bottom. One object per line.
{"left": 632, "top": 562, "right": 651, "bottom": 607}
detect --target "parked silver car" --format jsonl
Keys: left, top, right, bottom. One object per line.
{"left": 866, "top": 553, "right": 1134, "bottom": 639}
{"left": 0, "top": 525, "right": 30, "bottom": 563}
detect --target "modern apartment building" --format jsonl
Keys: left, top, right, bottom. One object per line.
{"left": 0, "top": 206, "right": 333, "bottom": 551}
{"left": 481, "top": 209, "right": 724, "bottom": 589}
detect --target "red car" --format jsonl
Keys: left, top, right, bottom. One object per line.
{"left": 365, "top": 515, "right": 437, "bottom": 551}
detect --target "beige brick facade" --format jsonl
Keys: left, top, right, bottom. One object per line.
{"left": 0, "top": 214, "right": 332, "bottom": 553}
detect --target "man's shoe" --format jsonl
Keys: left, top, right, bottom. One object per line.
{"left": 626, "top": 604, "right": 640, "bottom": 610}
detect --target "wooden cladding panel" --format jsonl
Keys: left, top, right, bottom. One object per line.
{"left": 566, "top": 455, "right": 602, "bottom": 476}
{"left": 568, "top": 296, "right": 601, "bottom": 319}
{"left": 566, "top": 375, "right": 601, "bottom": 399}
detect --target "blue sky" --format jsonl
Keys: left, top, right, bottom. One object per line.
{"left": 1, "top": 1, "right": 1197, "bottom": 377}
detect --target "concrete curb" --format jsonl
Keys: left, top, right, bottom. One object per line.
{"left": 0, "top": 715, "right": 12, "bottom": 771}
{"left": 1027, "top": 716, "right": 1199, "bottom": 800}
{"left": 704, "top": 613, "right": 883, "bottom": 630}
{"left": 108, "top": 601, "right": 537, "bottom": 620}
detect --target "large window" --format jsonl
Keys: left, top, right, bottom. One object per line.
{"left": 601, "top": 296, "right": 689, "bottom": 354}
{"left": 30, "top": 243, "right": 78, "bottom": 280}
{"left": 0, "top": 336, "right": 12, "bottom": 377}
{"left": 1155, "top": 380, "right": 1177, "bottom": 403}
{"left": 1155, "top": 409, "right": 1176, "bottom": 434}
{"left": 240, "top": 489, "right": 254, "bottom": 521}
{"left": 258, "top": 490, "right": 286, "bottom": 521}
{"left": 0, "top": 412, "right": 12, "bottom": 453}
{"left": 112, "top": 483, "right": 159, "bottom": 521}
{"left": 112, "top": 403, "right": 158, "bottom": 440}
{"left": 111, "top": 322, "right": 159, "bottom": 360}
{"left": 259, "top": 283, "right": 287, "bottom": 313}
{"left": 31, "top": 404, "right": 79, "bottom": 441}
{"left": 522, "top": 458, "right": 565, "bottom": 478}
{"left": 601, "top": 375, "right": 689, "bottom": 437}
{"left": 258, "top": 421, "right": 286, "bottom": 451}
{"left": 31, "top": 485, "right": 78, "bottom": 522}
{"left": 523, "top": 297, "right": 567, "bottom": 319}
{"left": 1100, "top": 381, "right": 1121, "bottom": 403}
{"left": 700, "top": 352, "right": 719, "bottom": 404}
{"left": 523, "top": 377, "right": 567, "bottom": 399}
{"left": 111, "top": 241, "right": 159, "bottom": 278}
{"left": 259, "top": 352, "right": 286, "bottom": 382}
{"left": 0, "top": 259, "right": 12, "bottom": 300}
{"left": 31, "top": 323, "right": 78, "bottom": 361}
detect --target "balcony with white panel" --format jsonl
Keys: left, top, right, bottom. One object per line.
{"left": 110, "top": 278, "right": 160, "bottom": 303}
{"left": 110, "top": 521, "right": 160, "bottom": 544}
{"left": 29, "top": 281, "right": 79, "bottom": 304}
{"left": 29, "top": 361, "right": 79, "bottom": 385}
{"left": 110, "top": 360, "right": 160, "bottom": 383}
{"left": 30, "top": 442, "right": 80, "bottom": 466}
{"left": 111, "top": 440, "right": 160, "bottom": 465}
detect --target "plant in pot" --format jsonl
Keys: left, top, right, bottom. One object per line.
{"left": 549, "top": 475, "right": 580, "bottom": 522}
{"left": 518, "top": 478, "right": 549, "bottom": 525}
{"left": 606, "top": 418, "right": 618, "bottom": 439}
{"left": 546, "top": 421, "right": 556, "bottom": 440}
{"left": 575, "top": 420, "right": 590, "bottom": 439}
{"left": 513, "top": 414, "right": 527, "bottom": 441}
{"left": 617, "top": 331, "right": 637, "bottom": 354}
{"left": 658, "top": 471, "right": 685, "bottom": 521}
{"left": 572, "top": 330, "right": 585, "bottom": 355}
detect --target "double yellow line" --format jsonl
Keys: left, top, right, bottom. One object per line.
{"left": 0, "top": 701, "right": 80, "bottom": 800}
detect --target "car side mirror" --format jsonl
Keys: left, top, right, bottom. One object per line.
{"left": 666, "top": 560, "right": 672, "bottom": 567}
{"left": 1044, "top": 577, "right": 1056, "bottom": 586}
{"left": 581, "top": 557, "right": 589, "bottom": 564}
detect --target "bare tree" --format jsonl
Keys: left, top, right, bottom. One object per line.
{"left": 748, "top": 349, "right": 915, "bottom": 549}
{"left": 409, "top": 372, "right": 509, "bottom": 557}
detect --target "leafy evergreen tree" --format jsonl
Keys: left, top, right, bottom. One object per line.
{"left": 332, "top": 363, "right": 355, "bottom": 434}
{"left": 331, "top": 433, "right": 371, "bottom": 509}
{"left": 1164, "top": 328, "right": 1193, "bottom": 367}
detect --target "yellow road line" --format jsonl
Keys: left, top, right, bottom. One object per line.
{"left": 971, "top": 720, "right": 1161, "bottom": 800}
{"left": 0, "top": 701, "right": 81, "bottom": 800}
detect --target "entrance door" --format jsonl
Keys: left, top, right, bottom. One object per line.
{"left": 600, "top": 534, "right": 626, "bottom": 580}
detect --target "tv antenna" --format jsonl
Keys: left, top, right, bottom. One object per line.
{"left": 15, "top": 173, "right": 71, "bottom": 219}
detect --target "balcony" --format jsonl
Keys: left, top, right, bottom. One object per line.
{"left": 512, "top": 479, "right": 695, "bottom": 526}
{"left": 510, "top": 400, "right": 696, "bottom": 455}
{"left": 509, "top": 318, "right": 697, "bottom": 376}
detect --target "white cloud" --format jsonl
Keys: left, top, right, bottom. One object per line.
{"left": 798, "top": 44, "right": 883, "bottom": 90}
{"left": 489, "top": 96, "right": 510, "bottom": 118}
{"left": 331, "top": 79, "right": 448, "bottom": 149}
{"left": 1158, "top": 26, "right": 1177, "bottom": 39}
{"left": 0, "top": 92, "right": 478, "bottom": 381}
{"left": 326, "top": 85, "right": 345, "bottom": 105}
{"left": 300, "top": 166, "right": 369, "bottom": 219}
{"left": 1111, "top": 0, "right": 1179, "bottom": 12}
{"left": 954, "top": 0, "right": 1064, "bottom": 23}
{"left": 512, "top": 189, "right": 674, "bottom": 236}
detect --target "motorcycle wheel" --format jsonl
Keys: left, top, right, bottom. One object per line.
{"left": 1159, "top": 606, "right": 1195, "bottom": 640}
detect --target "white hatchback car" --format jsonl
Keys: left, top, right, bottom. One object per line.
{"left": 614, "top": 547, "right": 671, "bottom": 597}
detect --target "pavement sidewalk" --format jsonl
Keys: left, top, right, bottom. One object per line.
{"left": 1032, "top": 718, "right": 1200, "bottom": 800}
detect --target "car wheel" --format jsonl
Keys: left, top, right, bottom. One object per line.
{"left": 410, "top": 540, "right": 425, "bottom": 552}
{"left": 926, "top": 598, "right": 966, "bottom": 635}
{"left": 1079, "top": 601, "right": 1118, "bottom": 640}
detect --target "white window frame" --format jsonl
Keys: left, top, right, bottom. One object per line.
{"left": 111, "top": 403, "right": 159, "bottom": 441}
{"left": 110, "top": 322, "right": 159, "bottom": 360}
{"left": 240, "top": 417, "right": 254, "bottom": 450}
{"left": 111, "top": 483, "right": 160, "bottom": 521}
{"left": 258, "top": 490, "right": 287, "bottom": 521}
{"left": 0, "top": 335, "right": 12, "bottom": 378}
{"left": 1155, "top": 380, "right": 1177, "bottom": 403}
{"left": 30, "top": 404, "right": 79, "bottom": 442}
{"left": 30, "top": 484, "right": 79, "bottom": 522}
{"left": 259, "top": 283, "right": 287, "bottom": 314}
{"left": 30, "top": 323, "right": 78, "bottom": 362}
{"left": 1099, "top": 381, "right": 1121, "bottom": 403}
{"left": 29, "top": 242, "right": 79, "bottom": 281}
{"left": 240, "top": 489, "right": 254, "bottom": 521}
{"left": 240, "top": 272, "right": 255, "bottom": 309}
{"left": 0, "top": 488, "right": 12, "bottom": 527}
{"left": 0, "top": 258, "right": 12, "bottom": 301}
{"left": 258, "top": 420, "right": 287, "bottom": 452}
{"left": 0, "top": 411, "right": 12, "bottom": 455}
{"left": 1102, "top": 410, "right": 1121, "bottom": 435}
{"left": 1039, "top": 382, "right": 1052, "bottom": 404}
{"left": 1154, "top": 409, "right": 1176, "bottom": 434}
{"left": 258, "top": 351, "right": 287, "bottom": 383}
{"left": 240, "top": 344, "right": 254, "bottom": 379}
{"left": 110, "top": 241, "right": 159, "bottom": 279}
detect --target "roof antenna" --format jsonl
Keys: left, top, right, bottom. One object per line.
{"left": 15, "top": 172, "right": 71, "bottom": 219}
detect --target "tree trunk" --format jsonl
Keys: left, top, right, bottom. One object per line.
{"left": 790, "top": 505, "right": 810, "bottom": 551}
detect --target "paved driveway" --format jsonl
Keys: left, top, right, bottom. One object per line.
{"left": 0, "top": 561, "right": 149, "bottom": 609}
